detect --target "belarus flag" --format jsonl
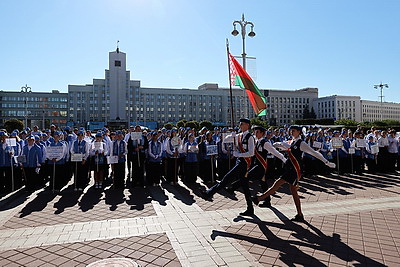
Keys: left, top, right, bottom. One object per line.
{"left": 229, "top": 52, "right": 267, "bottom": 116}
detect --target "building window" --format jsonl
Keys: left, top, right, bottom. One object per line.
{"left": 115, "top": 60, "right": 121, "bottom": 67}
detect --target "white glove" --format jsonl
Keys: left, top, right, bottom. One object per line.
{"left": 325, "top": 161, "right": 336, "bottom": 168}
{"left": 35, "top": 167, "right": 40, "bottom": 174}
{"left": 233, "top": 151, "right": 240, "bottom": 158}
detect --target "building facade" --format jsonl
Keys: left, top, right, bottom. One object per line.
{"left": 0, "top": 90, "right": 68, "bottom": 128}
{"left": 2, "top": 49, "right": 399, "bottom": 130}
{"left": 313, "top": 95, "right": 362, "bottom": 122}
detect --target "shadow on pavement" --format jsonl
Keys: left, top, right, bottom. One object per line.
{"left": 147, "top": 186, "right": 168, "bottom": 206}
{"left": 162, "top": 182, "right": 195, "bottom": 205}
{"left": 53, "top": 186, "right": 83, "bottom": 214}
{"left": 18, "top": 190, "right": 57, "bottom": 218}
{"left": 78, "top": 186, "right": 103, "bottom": 212}
{"left": 126, "top": 188, "right": 152, "bottom": 210}
{"left": 212, "top": 208, "right": 385, "bottom": 266}
{"left": 104, "top": 188, "right": 125, "bottom": 211}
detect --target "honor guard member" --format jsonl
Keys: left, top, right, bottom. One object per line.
{"left": 90, "top": 132, "right": 108, "bottom": 189}
{"left": 47, "top": 131, "right": 68, "bottom": 192}
{"left": 182, "top": 133, "right": 199, "bottom": 184}
{"left": 111, "top": 131, "right": 128, "bottom": 189}
{"left": 147, "top": 131, "right": 163, "bottom": 186}
{"left": 216, "top": 129, "right": 234, "bottom": 180}
{"left": 0, "top": 132, "right": 14, "bottom": 193}
{"left": 21, "top": 135, "right": 42, "bottom": 192}
{"left": 70, "top": 130, "right": 90, "bottom": 191}
{"left": 387, "top": 130, "right": 398, "bottom": 172}
{"left": 253, "top": 125, "right": 336, "bottom": 222}
{"left": 202, "top": 118, "right": 255, "bottom": 200}
{"left": 228, "top": 126, "right": 287, "bottom": 215}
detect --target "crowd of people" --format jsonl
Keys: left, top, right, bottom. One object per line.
{"left": 1, "top": 121, "right": 399, "bottom": 219}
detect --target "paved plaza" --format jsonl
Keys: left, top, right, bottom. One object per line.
{"left": 0, "top": 171, "right": 399, "bottom": 266}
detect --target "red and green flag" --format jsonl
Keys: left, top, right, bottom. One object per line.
{"left": 229, "top": 52, "right": 267, "bottom": 116}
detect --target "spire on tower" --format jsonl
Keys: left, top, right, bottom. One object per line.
{"left": 116, "top": 40, "right": 120, "bottom": 53}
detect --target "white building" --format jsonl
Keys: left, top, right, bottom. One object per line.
{"left": 361, "top": 100, "right": 400, "bottom": 122}
{"left": 313, "top": 95, "right": 362, "bottom": 122}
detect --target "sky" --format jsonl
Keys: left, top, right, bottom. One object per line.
{"left": 1, "top": 0, "right": 399, "bottom": 102}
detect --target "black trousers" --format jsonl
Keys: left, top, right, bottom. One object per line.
{"left": 207, "top": 159, "right": 247, "bottom": 196}
{"left": 0, "top": 166, "right": 12, "bottom": 193}
{"left": 113, "top": 162, "right": 126, "bottom": 189}
{"left": 184, "top": 162, "right": 198, "bottom": 183}
{"left": 147, "top": 161, "right": 162, "bottom": 185}
{"left": 131, "top": 154, "right": 145, "bottom": 186}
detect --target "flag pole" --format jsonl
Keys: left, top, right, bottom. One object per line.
{"left": 226, "top": 39, "right": 235, "bottom": 128}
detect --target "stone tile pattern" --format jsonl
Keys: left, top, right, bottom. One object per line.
{"left": 1, "top": 187, "right": 155, "bottom": 230}
{"left": 221, "top": 209, "right": 400, "bottom": 266}
{"left": 0, "top": 234, "right": 180, "bottom": 267}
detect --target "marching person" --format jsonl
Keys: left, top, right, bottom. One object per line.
{"left": 70, "top": 130, "right": 90, "bottom": 191}
{"left": 111, "top": 131, "right": 127, "bottom": 189}
{"left": 252, "top": 125, "right": 336, "bottom": 222}
{"left": 201, "top": 118, "right": 255, "bottom": 200}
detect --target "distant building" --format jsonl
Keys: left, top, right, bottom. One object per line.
{"left": 0, "top": 90, "right": 68, "bottom": 128}
{"left": 313, "top": 95, "right": 362, "bottom": 122}
{"left": 2, "top": 48, "right": 399, "bottom": 130}
{"left": 264, "top": 88, "right": 319, "bottom": 126}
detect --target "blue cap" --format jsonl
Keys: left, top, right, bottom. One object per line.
{"left": 42, "top": 133, "right": 48, "bottom": 137}
{"left": 0, "top": 131, "right": 6, "bottom": 136}
{"left": 10, "top": 131, "right": 17, "bottom": 136}
{"left": 79, "top": 127, "right": 85, "bottom": 131}
{"left": 95, "top": 132, "right": 103, "bottom": 137}
{"left": 13, "top": 129, "right": 20, "bottom": 133}
{"left": 188, "top": 133, "right": 194, "bottom": 137}
{"left": 64, "top": 126, "right": 71, "bottom": 131}
{"left": 77, "top": 130, "right": 85, "bottom": 135}
{"left": 171, "top": 128, "right": 177, "bottom": 132}
{"left": 102, "top": 127, "right": 108, "bottom": 132}
{"left": 21, "top": 130, "right": 27, "bottom": 134}
{"left": 239, "top": 118, "right": 251, "bottom": 124}
{"left": 116, "top": 130, "right": 123, "bottom": 135}
{"left": 34, "top": 135, "right": 40, "bottom": 141}
{"left": 25, "top": 127, "right": 31, "bottom": 131}
{"left": 45, "top": 129, "right": 51, "bottom": 132}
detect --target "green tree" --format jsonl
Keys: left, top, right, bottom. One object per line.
{"left": 185, "top": 120, "right": 200, "bottom": 130}
{"left": 303, "top": 105, "right": 311, "bottom": 119}
{"left": 4, "top": 119, "right": 24, "bottom": 133}
{"left": 163, "top": 122, "right": 174, "bottom": 130}
{"left": 250, "top": 117, "right": 269, "bottom": 128}
{"left": 310, "top": 107, "right": 317, "bottom": 119}
{"left": 199, "top": 120, "right": 213, "bottom": 131}
{"left": 334, "top": 119, "right": 358, "bottom": 127}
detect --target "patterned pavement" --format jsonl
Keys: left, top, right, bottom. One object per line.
{"left": 0, "top": 170, "right": 399, "bottom": 266}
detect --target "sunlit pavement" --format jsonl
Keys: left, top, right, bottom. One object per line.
{"left": 0, "top": 170, "right": 399, "bottom": 266}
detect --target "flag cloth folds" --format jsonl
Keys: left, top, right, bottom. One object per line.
{"left": 229, "top": 53, "right": 267, "bottom": 116}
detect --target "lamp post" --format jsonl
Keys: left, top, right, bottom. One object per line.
{"left": 21, "top": 84, "right": 32, "bottom": 128}
{"left": 231, "top": 13, "right": 256, "bottom": 118}
{"left": 374, "top": 82, "right": 388, "bottom": 121}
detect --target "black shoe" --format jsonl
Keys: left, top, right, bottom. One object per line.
{"left": 251, "top": 196, "right": 259, "bottom": 206}
{"left": 290, "top": 214, "right": 305, "bottom": 222}
{"left": 239, "top": 209, "right": 254, "bottom": 216}
{"left": 259, "top": 201, "right": 272, "bottom": 208}
{"left": 200, "top": 190, "right": 212, "bottom": 200}
{"left": 225, "top": 187, "right": 235, "bottom": 195}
